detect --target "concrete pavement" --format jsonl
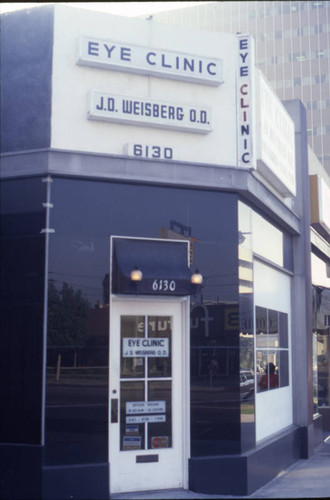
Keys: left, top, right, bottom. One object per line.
{"left": 111, "top": 432, "right": 330, "bottom": 499}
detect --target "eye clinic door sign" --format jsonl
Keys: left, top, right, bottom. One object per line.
{"left": 123, "top": 337, "right": 169, "bottom": 357}
{"left": 78, "top": 37, "right": 223, "bottom": 86}
{"left": 88, "top": 90, "right": 212, "bottom": 134}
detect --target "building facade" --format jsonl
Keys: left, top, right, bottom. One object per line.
{"left": 151, "top": 0, "right": 330, "bottom": 435}
{"left": 151, "top": 0, "right": 330, "bottom": 175}
{"left": 0, "top": 5, "right": 324, "bottom": 499}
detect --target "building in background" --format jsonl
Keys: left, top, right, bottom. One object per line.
{"left": 0, "top": 4, "right": 327, "bottom": 499}
{"left": 151, "top": 0, "right": 330, "bottom": 176}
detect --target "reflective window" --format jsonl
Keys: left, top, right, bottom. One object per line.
{"left": 256, "top": 307, "right": 289, "bottom": 392}
{"left": 238, "top": 201, "right": 255, "bottom": 452}
{"left": 45, "top": 177, "right": 240, "bottom": 462}
{"left": 313, "top": 286, "right": 330, "bottom": 409}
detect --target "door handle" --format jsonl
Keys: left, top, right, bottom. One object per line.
{"left": 111, "top": 398, "right": 118, "bottom": 423}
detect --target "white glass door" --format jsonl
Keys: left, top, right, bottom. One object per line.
{"left": 109, "top": 298, "right": 188, "bottom": 494}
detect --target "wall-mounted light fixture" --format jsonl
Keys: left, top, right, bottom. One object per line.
{"left": 191, "top": 269, "right": 203, "bottom": 285}
{"left": 130, "top": 266, "right": 143, "bottom": 282}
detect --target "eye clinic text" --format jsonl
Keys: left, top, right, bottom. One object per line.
{"left": 237, "top": 35, "right": 253, "bottom": 167}
{"left": 78, "top": 37, "right": 223, "bottom": 86}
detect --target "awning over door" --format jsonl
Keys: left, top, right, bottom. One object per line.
{"left": 112, "top": 237, "right": 192, "bottom": 296}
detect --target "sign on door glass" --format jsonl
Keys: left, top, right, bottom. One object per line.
{"left": 120, "top": 315, "right": 173, "bottom": 451}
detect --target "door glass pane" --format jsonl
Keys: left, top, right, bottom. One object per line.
{"left": 119, "top": 314, "right": 173, "bottom": 452}
{"left": 147, "top": 316, "right": 172, "bottom": 378}
{"left": 120, "top": 315, "right": 145, "bottom": 378}
{"left": 120, "top": 381, "right": 145, "bottom": 451}
{"left": 148, "top": 380, "right": 172, "bottom": 449}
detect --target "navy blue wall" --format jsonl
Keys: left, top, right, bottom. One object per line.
{"left": 0, "top": 178, "right": 46, "bottom": 444}
{"left": 0, "top": 6, "right": 53, "bottom": 152}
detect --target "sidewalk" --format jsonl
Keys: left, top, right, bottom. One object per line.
{"left": 111, "top": 432, "right": 330, "bottom": 499}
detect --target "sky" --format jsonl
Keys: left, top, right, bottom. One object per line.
{"left": 0, "top": 1, "right": 211, "bottom": 16}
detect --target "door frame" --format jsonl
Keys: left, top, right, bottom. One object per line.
{"left": 108, "top": 293, "right": 190, "bottom": 494}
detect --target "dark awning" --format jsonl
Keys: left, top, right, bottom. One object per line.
{"left": 112, "top": 237, "right": 192, "bottom": 296}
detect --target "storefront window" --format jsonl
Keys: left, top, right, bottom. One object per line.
{"left": 45, "top": 177, "right": 241, "bottom": 463}
{"left": 313, "top": 286, "right": 330, "bottom": 408}
{"left": 256, "top": 307, "right": 289, "bottom": 392}
{"left": 238, "top": 201, "right": 255, "bottom": 452}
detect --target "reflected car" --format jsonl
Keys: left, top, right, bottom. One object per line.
{"left": 240, "top": 370, "right": 255, "bottom": 399}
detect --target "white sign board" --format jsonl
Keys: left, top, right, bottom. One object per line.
{"left": 126, "top": 415, "right": 166, "bottom": 424}
{"left": 256, "top": 70, "right": 296, "bottom": 197}
{"left": 126, "top": 401, "right": 166, "bottom": 414}
{"left": 78, "top": 37, "right": 223, "bottom": 86}
{"left": 236, "top": 34, "right": 255, "bottom": 169}
{"left": 50, "top": 6, "right": 244, "bottom": 166}
{"left": 88, "top": 90, "right": 212, "bottom": 134}
{"left": 123, "top": 337, "right": 169, "bottom": 357}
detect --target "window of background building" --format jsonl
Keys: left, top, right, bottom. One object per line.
{"left": 308, "top": 127, "right": 318, "bottom": 136}
{"left": 315, "top": 74, "right": 328, "bottom": 84}
{"left": 307, "top": 101, "right": 317, "bottom": 110}
{"left": 312, "top": 1, "right": 325, "bottom": 9}
{"left": 302, "top": 76, "right": 312, "bottom": 86}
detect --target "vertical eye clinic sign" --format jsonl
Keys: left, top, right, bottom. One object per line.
{"left": 77, "top": 37, "right": 223, "bottom": 86}
{"left": 237, "top": 35, "right": 255, "bottom": 169}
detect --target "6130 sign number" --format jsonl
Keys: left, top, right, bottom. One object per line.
{"left": 125, "top": 143, "right": 174, "bottom": 160}
{"left": 152, "top": 279, "right": 176, "bottom": 292}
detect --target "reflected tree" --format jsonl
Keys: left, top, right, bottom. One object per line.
{"left": 48, "top": 281, "right": 90, "bottom": 371}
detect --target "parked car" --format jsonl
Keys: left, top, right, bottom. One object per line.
{"left": 240, "top": 370, "right": 255, "bottom": 399}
